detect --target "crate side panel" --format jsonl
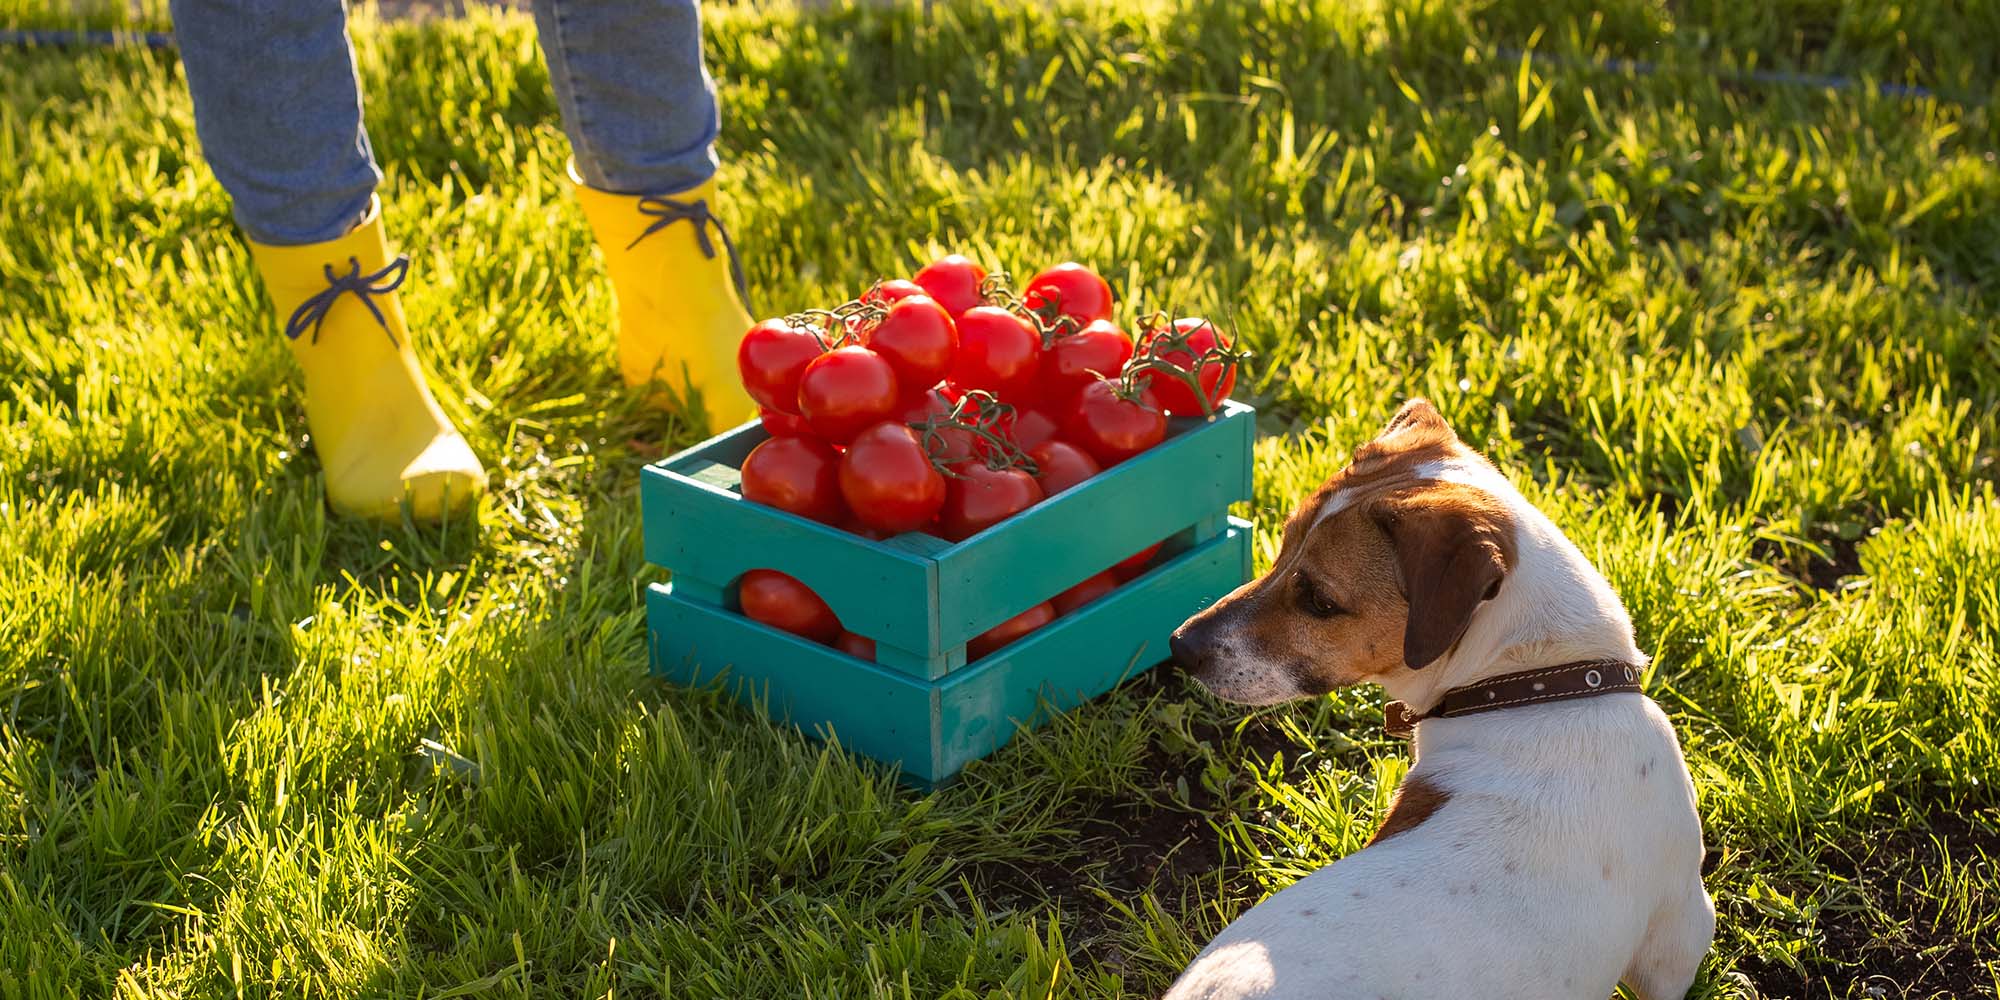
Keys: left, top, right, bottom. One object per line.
{"left": 642, "top": 464, "right": 939, "bottom": 655}
{"left": 647, "top": 584, "right": 939, "bottom": 775}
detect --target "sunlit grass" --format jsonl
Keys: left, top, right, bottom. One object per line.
{"left": 2, "top": 1, "right": 1996, "bottom": 997}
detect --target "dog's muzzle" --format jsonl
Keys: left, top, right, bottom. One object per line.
{"left": 1170, "top": 619, "right": 1219, "bottom": 675}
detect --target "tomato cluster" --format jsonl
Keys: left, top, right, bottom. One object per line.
{"left": 733, "top": 256, "right": 1244, "bottom": 661}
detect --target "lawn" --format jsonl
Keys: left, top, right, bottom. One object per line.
{"left": 4, "top": 0, "right": 1999, "bottom": 996}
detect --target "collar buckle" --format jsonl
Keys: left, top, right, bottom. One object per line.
{"left": 1383, "top": 700, "right": 1422, "bottom": 739}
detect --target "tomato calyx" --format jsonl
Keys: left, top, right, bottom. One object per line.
{"left": 1015, "top": 276, "right": 1096, "bottom": 346}
{"left": 1123, "top": 313, "right": 1252, "bottom": 416}
{"left": 975, "top": 269, "right": 1081, "bottom": 349}
{"left": 907, "top": 389, "right": 1042, "bottom": 479}
{"left": 976, "top": 270, "right": 1017, "bottom": 309}
{"left": 786, "top": 297, "right": 888, "bottom": 349}
{"left": 1024, "top": 300, "right": 1085, "bottom": 348}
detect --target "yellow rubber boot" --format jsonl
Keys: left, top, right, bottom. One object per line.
{"left": 571, "top": 166, "right": 757, "bottom": 434}
{"left": 249, "top": 199, "right": 486, "bottom": 521}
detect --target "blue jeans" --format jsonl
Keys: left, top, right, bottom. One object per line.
{"left": 169, "top": 0, "right": 721, "bottom": 246}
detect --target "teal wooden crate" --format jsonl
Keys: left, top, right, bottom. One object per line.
{"left": 641, "top": 400, "right": 1256, "bottom": 680}
{"left": 639, "top": 400, "right": 1256, "bottom": 781}
{"left": 648, "top": 519, "right": 1253, "bottom": 783}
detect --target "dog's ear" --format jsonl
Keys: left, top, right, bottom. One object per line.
{"left": 1371, "top": 485, "right": 1515, "bottom": 670}
{"left": 1353, "top": 398, "right": 1460, "bottom": 468}
{"left": 1378, "top": 398, "right": 1455, "bottom": 440}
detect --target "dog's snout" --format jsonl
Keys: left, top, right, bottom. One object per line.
{"left": 1171, "top": 619, "right": 1220, "bottom": 673}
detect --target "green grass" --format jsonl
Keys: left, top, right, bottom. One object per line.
{"left": 4, "top": 0, "right": 2000, "bottom": 996}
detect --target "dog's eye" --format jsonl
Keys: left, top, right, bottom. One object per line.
{"left": 1294, "top": 572, "right": 1345, "bottom": 618}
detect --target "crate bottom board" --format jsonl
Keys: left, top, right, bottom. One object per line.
{"left": 648, "top": 520, "right": 1251, "bottom": 784}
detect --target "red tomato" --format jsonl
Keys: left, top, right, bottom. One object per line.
{"left": 797, "top": 346, "right": 900, "bottom": 443}
{"left": 1053, "top": 571, "right": 1119, "bottom": 615}
{"left": 740, "top": 436, "right": 845, "bottom": 523}
{"left": 1139, "top": 317, "right": 1237, "bottom": 417}
{"left": 739, "top": 569, "right": 841, "bottom": 643}
{"left": 862, "top": 278, "right": 926, "bottom": 306}
{"left": 833, "top": 630, "right": 876, "bottom": 661}
{"left": 948, "top": 306, "right": 1042, "bottom": 398}
{"left": 738, "top": 319, "right": 825, "bottom": 414}
{"left": 968, "top": 602, "right": 1056, "bottom": 659}
{"left": 894, "top": 386, "right": 952, "bottom": 422}
{"left": 759, "top": 407, "right": 814, "bottom": 437}
{"left": 939, "top": 463, "right": 1044, "bottom": 541}
{"left": 1065, "top": 378, "right": 1167, "bottom": 465}
{"left": 839, "top": 421, "right": 947, "bottom": 534}
{"left": 1006, "top": 404, "right": 1061, "bottom": 452}
{"left": 1112, "top": 542, "right": 1164, "bottom": 581}
{"left": 1041, "top": 318, "right": 1133, "bottom": 404}
{"left": 1022, "top": 262, "right": 1114, "bottom": 324}
{"left": 1027, "top": 440, "right": 1102, "bottom": 495}
{"left": 913, "top": 254, "right": 988, "bottom": 317}
{"left": 866, "top": 295, "right": 957, "bottom": 390}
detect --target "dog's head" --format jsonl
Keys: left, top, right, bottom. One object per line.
{"left": 1171, "top": 399, "right": 1520, "bottom": 704}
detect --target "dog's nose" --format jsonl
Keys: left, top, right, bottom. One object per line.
{"left": 1170, "top": 629, "right": 1205, "bottom": 671}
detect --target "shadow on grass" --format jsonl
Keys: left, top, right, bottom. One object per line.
{"left": 1737, "top": 811, "right": 2000, "bottom": 999}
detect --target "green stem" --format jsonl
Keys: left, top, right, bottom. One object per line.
{"left": 907, "top": 389, "right": 1042, "bottom": 478}
{"left": 1120, "top": 316, "right": 1253, "bottom": 417}
{"left": 782, "top": 309, "right": 841, "bottom": 350}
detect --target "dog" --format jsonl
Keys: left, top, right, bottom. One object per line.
{"left": 1165, "top": 399, "right": 1713, "bottom": 1000}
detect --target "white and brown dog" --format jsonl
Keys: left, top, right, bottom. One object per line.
{"left": 1166, "top": 399, "right": 1714, "bottom": 1000}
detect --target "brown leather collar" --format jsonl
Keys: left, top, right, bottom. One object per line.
{"left": 1385, "top": 659, "right": 1643, "bottom": 738}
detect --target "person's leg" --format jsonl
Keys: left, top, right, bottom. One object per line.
{"left": 171, "top": 0, "right": 485, "bottom": 519}
{"left": 170, "top": 0, "right": 379, "bottom": 245}
{"left": 532, "top": 0, "right": 756, "bottom": 433}
{"left": 531, "top": 0, "right": 718, "bottom": 196}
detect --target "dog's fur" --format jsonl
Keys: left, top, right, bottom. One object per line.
{"left": 1166, "top": 400, "right": 1713, "bottom": 1000}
